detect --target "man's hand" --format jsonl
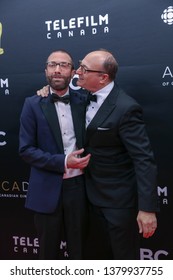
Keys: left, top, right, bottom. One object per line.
{"left": 137, "top": 210, "right": 157, "bottom": 238}
{"left": 67, "top": 148, "right": 91, "bottom": 169}
{"left": 37, "top": 85, "right": 49, "bottom": 97}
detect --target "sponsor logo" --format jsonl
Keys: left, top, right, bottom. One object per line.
{"left": 161, "top": 6, "right": 173, "bottom": 25}
{"left": 162, "top": 66, "right": 173, "bottom": 87}
{"left": 0, "top": 131, "right": 7, "bottom": 146}
{"left": 13, "top": 236, "right": 39, "bottom": 255}
{"left": 0, "top": 180, "right": 28, "bottom": 199}
{"left": 45, "top": 13, "right": 109, "bottom": 39}
{"left": 0, "top": 78, "right": 10, "bottom": 95}
{"left": 157, "top": 185, "right": 168, "bottom": 205}
{"left": 69, "top": 74, "right": 81, "bottom": 91}
{"left": 12, "top": 235, "right": 68, "bottom": 257}
{"left": 140, "top": 248, "right": 169, "bottom": 260}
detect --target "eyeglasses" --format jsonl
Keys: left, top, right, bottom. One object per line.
{"left": 46, "top": 61, "right": 72, "bottom": 70}
{"left": 78, "top": 60, "right": 107, "bottom": 74}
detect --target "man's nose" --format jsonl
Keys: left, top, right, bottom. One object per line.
{"left": 76, "top": 67, "right": 81, "bottom": 74}
{"left": 54, "top": 64, "right": 61, "bottom": 71}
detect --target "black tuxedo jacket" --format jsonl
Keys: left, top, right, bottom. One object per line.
{"left": 19, "top": 89, "right": 86, "bottom": 213}
{"left": 84, "top": 84, "right": 159, "bottom": 212}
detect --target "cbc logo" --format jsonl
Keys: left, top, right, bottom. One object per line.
{"left": 69, "top": 74, "right": 81, "bottom": 91}
{"left": 0, "top": 131, "right": 7, "bottom": 146}
{"left": 140, "top": 248, "right": 168, "bottom": 260}
{"left": 161, "top": 6, "right": 173, "bottom": 25}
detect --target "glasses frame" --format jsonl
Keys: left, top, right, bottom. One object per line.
{"left": 46, "top": 61, "right": 72, "bottom": 70}
{"left": 78, "top": 60, "right": 107, "bottom": 74}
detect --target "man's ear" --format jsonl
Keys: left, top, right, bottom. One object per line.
{"left": 100, "top": 73, "right": 109, "bottom": 85}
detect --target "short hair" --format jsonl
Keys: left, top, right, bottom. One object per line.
{"left": 98, "top": 48, "right": 118, "bottom": 80}
{"left": 47, "top": 49, "right": 75, "bottom": 69}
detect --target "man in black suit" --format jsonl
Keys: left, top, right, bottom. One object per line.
{"left": 37, "top": 49, "right": 159, "bottom": 259}
{"left": 19, "top": 50, "right": 91, "bottom": 259}
{"left": 75, "top": 49, "right": 159, "bottom": 259}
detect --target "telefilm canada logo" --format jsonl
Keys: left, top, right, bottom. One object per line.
{"left": 12, "top": 235, "right": 68, "bottom": 257}
{"left": 45, "top": 13, "right": 109, "bottom": 39}
{"left": 13, "top": 235, "right": 39, "bottom": 255}
{"left": 161, "top": 6, "right": 173, "bottom": 25}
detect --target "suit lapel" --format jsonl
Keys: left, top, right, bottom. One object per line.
{"left": 86, "top": 85, "right": 119, "bottom": 142}
{"left": 40, "top": 95, "right": 64, "bottom": 152}
{"left": 71, "top": 101, "right": 86, "bottom": 148}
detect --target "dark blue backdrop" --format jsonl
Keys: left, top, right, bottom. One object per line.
{"left": 0, "top": 0, "right": 173, "bottom": 259}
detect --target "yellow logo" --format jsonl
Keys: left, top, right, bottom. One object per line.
{"left": 0, "top": 22, "right": 4, "bottom": 55}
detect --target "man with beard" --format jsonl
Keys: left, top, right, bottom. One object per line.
{"left": 19, "top": 50, "right": 91, "bottom": 260}
{"left": 37, "top": 49, "right": 159, "bottom": 260}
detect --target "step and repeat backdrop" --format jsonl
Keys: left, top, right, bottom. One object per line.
{"left": 0, "top": 0, "right": 173, "bottom": 259}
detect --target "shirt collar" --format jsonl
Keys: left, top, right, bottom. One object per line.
{"left": 50, "top": 87, "right": 70, "bottom": 97}
{"left": 92, "top": 81, "right": 114, "bottom": 101}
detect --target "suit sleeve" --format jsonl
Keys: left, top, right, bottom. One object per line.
{"left": 119, "top": 104, "right": 159, "bottom": 212}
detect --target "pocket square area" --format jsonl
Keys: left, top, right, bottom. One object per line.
{"left": 97, "top": 127, "right": 110, "bottom": 130}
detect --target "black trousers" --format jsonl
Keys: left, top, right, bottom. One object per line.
{"left": 34, "top": 175, "right": 88, "bottom": 260}
{"left": 90, "top": 204, "right": 140, "bottom": 260}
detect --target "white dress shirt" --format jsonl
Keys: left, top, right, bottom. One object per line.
{"left": 51, "top": 89, "right": 83, "bottom": 178}
{"left": 86, "top": 81, "right": 114, "bottom": 127}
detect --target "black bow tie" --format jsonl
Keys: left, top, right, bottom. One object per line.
{"left": 87, "top": 93, "right": 97, "bottom": 104}
{"left": 51, "top": 93, "right": 70, "bottom": 104}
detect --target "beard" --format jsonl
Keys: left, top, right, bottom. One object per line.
{"left": 46, "top": 74, "right": 71, "bottom": 91}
